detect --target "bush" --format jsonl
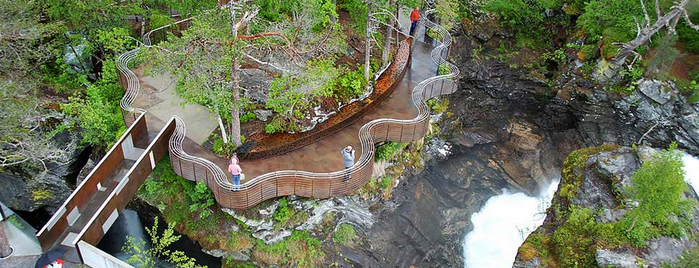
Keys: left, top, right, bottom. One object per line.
{"left": 374, "top": 142, "right": 405, "bottom": 162}
{"left": 336, "top": 66, "right": 366, "bottom": 101}
{"left": 578, "top": 44, "right": 597, "bottom": 61}
{"left": 240, "top": 112, "right": 256, "bottom": 123}
{"left": 61, "top": 58, "right": 126, "bottom": 148}
{"left": 254, "top": 230, "right": 325, "bottom": 267}
{"left": 484, "top": 0, "right": 551, "bottom": 39}
{"left": 273, "top": 198, "right": 291, "bottom": 224}
{"left": 333, "top": 223, "right": 358, "bottom": 246}
{"left": 619, "top": 143, "right": 696, "bottom": 246}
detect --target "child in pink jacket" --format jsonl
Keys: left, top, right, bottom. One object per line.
{"left": 228, "top": 157, "right": 242, "bottom": 191}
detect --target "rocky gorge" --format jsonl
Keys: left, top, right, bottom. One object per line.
{"left": 2, "top": 12, "right": 699, "bottom": 268}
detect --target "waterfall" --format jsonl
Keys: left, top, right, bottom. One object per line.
{"left": 683, "top": 153, "right": 699, "bottom": 194}
{"left": 462, "top": 180, "right": 560, "bottom": 268}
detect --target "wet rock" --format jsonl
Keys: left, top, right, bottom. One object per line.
{"left": 253, "top": 109, "right": 273, "bottom": 122}
{"left": 595, "top": 249, "right": 643, "bottom": 268}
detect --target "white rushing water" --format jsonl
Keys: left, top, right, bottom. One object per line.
{"left": 683, "top": 153, "right": 699, "bottom": 195}
{"left": 461, "top": 153, "right": 699, "bottom": 268}
{"left": 463, "top": 180, "right": 560, "bottom": 268}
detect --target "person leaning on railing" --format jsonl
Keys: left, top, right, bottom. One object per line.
{"left": 341, "top": 146, "right": 355, "bottom": 182}
{"left": 228, "top": 156, "right": 242, "bottom": 191}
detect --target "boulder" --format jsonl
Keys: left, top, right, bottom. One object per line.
{"left": 595, "top": 249, "right": 643, "bottom": 268}
{"left": 253, "top": 109, "right": 273, "bottom": 122}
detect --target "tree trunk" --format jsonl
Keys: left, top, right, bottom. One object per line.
{"left": 229, "top": 4, "right": 242, "bottom": 147}
{"left": 614, "top": 0, "right": 691, "bottom": 64}
{"left": 217, "top": 114, "right": 229, "bottom": 144}
{"left": 364, "top": 2, "right": 373, "bottom": 81}
{"left": 381, "top": 0, "right": 395, "bottom": 68}
{"left": 0, "top": 224, "right": 11, "bottom": 258}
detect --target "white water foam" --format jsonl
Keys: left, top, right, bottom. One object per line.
{"left": 462, "top": 180, "right": 559, "bottom": 268}
{"left": 683, "top": 153, "right": 699, "bottom": 195}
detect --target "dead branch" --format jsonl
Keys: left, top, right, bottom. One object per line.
{"left": 613, "top": 0, "right": 696, "bottom": 66}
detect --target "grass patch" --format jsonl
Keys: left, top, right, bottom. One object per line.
{"left": 253, "top": 230, "right": 325, "bottom": 267}
{"left": 374, "top": 142, "right": 407, "bottom": 162}
{"left": 333, "top": 223, "right": 358, "bottom": 246}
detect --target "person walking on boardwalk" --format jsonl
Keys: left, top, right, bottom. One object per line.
{"left": 409, "top": 6, "right": 420, "bottom": 37}
{"left": 341, "top": 146, "right": 355, "bottom": 182}
{"left": 228, "top": 156, "right": 242, "bottom": 191}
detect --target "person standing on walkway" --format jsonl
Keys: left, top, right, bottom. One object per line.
{"left": 341, "top": 146, "right": 355, "bottom": 181}
{"left": 409, "top": 6, "right": 420, "bottom": 37}
{"left": 228, "top": 156, "right": 242, "bottom": 191}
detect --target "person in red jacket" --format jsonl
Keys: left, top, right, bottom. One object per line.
{"left": 409, "top": 6, "right": 420, "bottom": 36}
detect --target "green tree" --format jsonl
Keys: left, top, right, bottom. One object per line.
{"left": 123, "top": 217, "right": 207, "bottom": 268}
{"left": 0, "top": 0, "right": 70, "bottom": 169}
{"left": 619, "top": 144, "right": 697, "bottom": 246}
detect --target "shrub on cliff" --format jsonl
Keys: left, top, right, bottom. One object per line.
{"left": 619, "top": 144, "right": 697, "bottom": 246}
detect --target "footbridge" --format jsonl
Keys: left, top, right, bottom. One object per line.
{"left": 32, "top": 9, "right": 459, "bottom": 267}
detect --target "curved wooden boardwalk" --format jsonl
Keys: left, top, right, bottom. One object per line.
{"left": 117, "top": 10, "right": 459, "bottom": 210}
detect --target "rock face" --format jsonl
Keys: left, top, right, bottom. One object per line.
{"left": 513, "top": 146, "right": 699, "bottom": 268}
{"left": 0, "top": 126, "right": 90, "bottom": 215}
{"left": 557, "top": 78, "right": 699, "bottom": 155}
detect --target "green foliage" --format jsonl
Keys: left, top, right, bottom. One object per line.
{"left": 484, "top": 0, "right": 555, "bottom": 39}
{"left": 379, "top": 176, "right": 393, "bottom": 190}
{"left": 685, "top": 81, "right": 699, "bottom": 104}
{"left": 273, "top": 198, "right": 292, "bottom": 224}
{"left": 579, "top": 44, "right": 597, "bottom": 61}
{"left": 336, "top": 65, "right": 367, "bottom": 101}
{"left": 187, "top": 181, "right": 215, "bottom": 218}
{"left": 663, "top": 247, "right": 699, "bottom": 268}
{"left": 122, "top": 217, "right": 207, "bottom": 268}
{"left": 61, "top": 58, "right": 126, "bottom": 147}
{"left": 437, "top": 63, "right": 451, "bottom": 76}
{"left": 240, "top": 112, "right": 256, "bottom": 123}
{"left": 374, "top": 142, "right": 406, "bottom": 162}
{"left": 677, "top": 12, "right": 699, "bottom": 53}
{"left": 426, "top": 98, "right": 449, "bottom": 114}
{"left": 560, "top": 145, "right": 620, "bottom": 201}
{"left": 619, "top": 143, "right": 696, "bottom": 246}
{"left": 333, "top": 223, "right": 358, "bottom": 246}
{"left": 646, "top": 34, "right": 680, "bottom": 78}
{"left": 551, "top": 207, "right": 623, "bottom": 267}
{"left": 433, "top": 0, "right": 460, "bottom": 31}
{"left": 265, "top": 117, "right": 292, "bottom": 134}
{"left": 339, "top": 0, "right": 368, "bottom": 34}
{"left": 254, "top": 230, "right": 325, "bottom": 267}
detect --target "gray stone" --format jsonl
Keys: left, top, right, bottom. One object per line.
{"left": 229, "top": 252, "right": 250, "bottom": 262}
{"left": 75, "top": 159, "right": 95, "bottom": 186}
{"left": 638, "top": 79, "right": 672, "bottom": 104}
{"left": 253, "top": 109, "right": 273, "bottom": 122}
{"left": 595, "top": 249, "right": 642, "bottom": 268}
{"left": 644, "top": 236, "right": 692, "bottom": 265}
